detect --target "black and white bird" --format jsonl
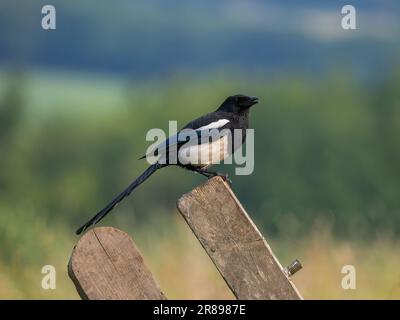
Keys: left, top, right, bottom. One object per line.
{"left": 76, "top": 94, "right": 259, "bottom": 235}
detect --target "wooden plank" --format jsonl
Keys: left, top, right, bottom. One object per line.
{"left": 177, "top": 177, "right": 302, "bottom": 300}
{"left": 68, "top": 227, "right": 166, "bottom": 300}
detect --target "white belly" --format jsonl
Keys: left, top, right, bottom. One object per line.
{"left": 178, "top": 135, "right": 231, "bottom": 167}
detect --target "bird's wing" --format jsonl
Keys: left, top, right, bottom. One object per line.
{"left": 142, "top": 114, "right": 232, "bottom": 162}
{"left": 182, "top": 112, "right": 231, "bottom": 131}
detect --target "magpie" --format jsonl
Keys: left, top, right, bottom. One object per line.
{"left": 76, "top": 94, "right": 259, "bottom": 235}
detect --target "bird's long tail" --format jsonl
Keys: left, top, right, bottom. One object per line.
{"left": 76, "top": 163, "right": 164, "bottom": 235}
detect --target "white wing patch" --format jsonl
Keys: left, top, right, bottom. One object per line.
{"left": 197, "top": 119, "right": 229, "bottom": 130}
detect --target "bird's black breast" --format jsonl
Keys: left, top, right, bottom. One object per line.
{"left": 220, "top": 110, "right": 250, "bottom": 144}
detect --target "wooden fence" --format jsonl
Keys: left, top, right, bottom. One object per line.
{"left": 68, "top": 177, "right": 302, "bottom": 299}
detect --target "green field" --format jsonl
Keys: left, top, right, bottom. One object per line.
{"left": 0, "top": 69, "right": 399, "bottom": 299}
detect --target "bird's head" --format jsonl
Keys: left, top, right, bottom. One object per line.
{"left": 217, "top": 94, "right": 259, "bottom": 113}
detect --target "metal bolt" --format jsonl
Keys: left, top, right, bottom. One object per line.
{"left": 284, "top": 259, "right": 302, "bottom": 277}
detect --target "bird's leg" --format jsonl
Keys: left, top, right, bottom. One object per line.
{"left": 185, "top": 166, "right": 232, "bottom": 184}
{"left": 204, "top": 169, "right": 232, "bottom": 184}
{"left": 184, "top": 165, "right": 214, "bottom": 178}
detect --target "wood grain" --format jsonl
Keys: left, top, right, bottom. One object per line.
{"left": 68, "top": 227, "right": 166, "bottom": 300}
{"left": 177, "top": 177, "right": 302, "bottom": 300}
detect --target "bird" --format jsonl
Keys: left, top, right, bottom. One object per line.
{"left": 76, "top": 94, "right": 259, "bottom": 235}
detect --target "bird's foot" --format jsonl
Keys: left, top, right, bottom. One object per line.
{"left": 215, "top": 173, "right": 232, "bottom": 185}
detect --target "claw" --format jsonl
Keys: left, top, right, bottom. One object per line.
{"left": 218, "top": 173, "right": 232, "bottom": 185}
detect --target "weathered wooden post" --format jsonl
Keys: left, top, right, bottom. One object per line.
{"left": 177, "top": 177, "right": 302, "bottom": 300}
{"left": 68, "top": 227, "right": 166, "bottom": 300}
{"left": 68, "top": 177, "right": 302, "bottom": 299}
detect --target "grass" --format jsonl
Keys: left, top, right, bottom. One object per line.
{"left": 1, "top": 211, "right": 399, "bottom": 299}
{"left": 0, "top": 69, "right": 399, "bottom": 299}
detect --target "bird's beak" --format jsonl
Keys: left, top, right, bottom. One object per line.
{"left": 250, "top": 97, "right": 259, "bottom": 106}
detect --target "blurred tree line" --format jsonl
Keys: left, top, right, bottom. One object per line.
{"left": 0, "top": 70, "right": 399, "bottom": 239}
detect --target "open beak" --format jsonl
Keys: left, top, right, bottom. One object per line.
{"left": 250, "top": 96, "right": 259, "bottom": 106}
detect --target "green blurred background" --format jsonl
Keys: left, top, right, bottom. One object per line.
{"left": 0, "top": 1, "right": 399, "bottom": 299}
